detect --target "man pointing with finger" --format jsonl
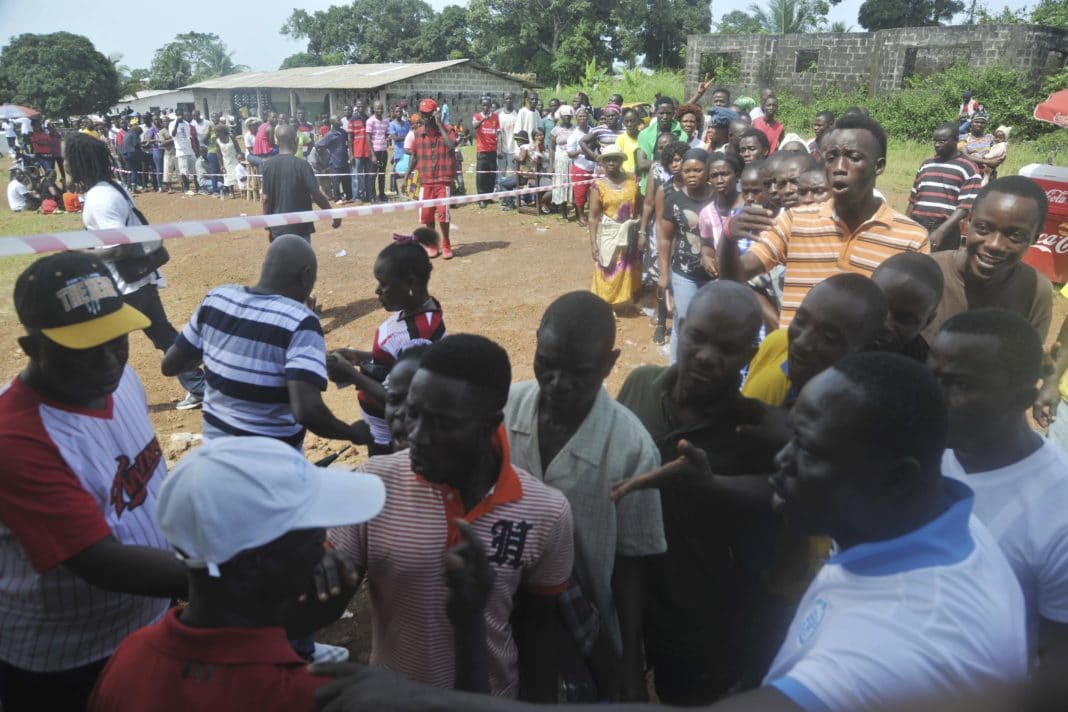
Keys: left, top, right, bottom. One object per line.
{"left": 717, "top": 114, "right": 928, "bottom": 326}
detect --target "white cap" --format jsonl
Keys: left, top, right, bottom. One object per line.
{"left": 158, "top": 437, "right": 386, "bottom": 577}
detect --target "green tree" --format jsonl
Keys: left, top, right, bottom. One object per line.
{"left": 148, "top": 32, "right": 247, "bottom": 89}
{"left": 749, "top": 0, "right": 831, "bottom": 33}
{"left": 1032, "top": 0, "right": 1068, "bottom": 27}
{"left": 279, "top": 51, "right": 346, "bottom": 69}
{"left": 110, "top": 53, "right": 151, "bottom": 97}
{"left": 716, "top": 0, "right": 830, "bottom": 34}
{"left": 611, "top": 0, "right": 713, "bottom": 70}
{"left": 0, "top": 32, "right": 119, "bottom": 115}
{"left": 974, "top": 4, "right": 1027, "bottom": 23}
{"left": 408, "top": 5, "right": 472, "bottom": 60}
{"left": 467, "top": 0, "right": 616, "bottom": 85}
{"left": 857, "top": 0, "right": 965, "bottom": 31}
{"left": 717, "top": 9, "right": 767, "bottom": 33}
{"left": 282, "top": 0, "right": 436, "bottom": 64}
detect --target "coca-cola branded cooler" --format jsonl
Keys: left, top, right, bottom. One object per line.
{"left": 1020, "top": 163, "right": 1068, "bottom": 284}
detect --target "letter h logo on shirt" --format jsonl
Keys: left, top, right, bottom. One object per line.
{"left": 488, "top": 519, "right": 532, "bottom": 568}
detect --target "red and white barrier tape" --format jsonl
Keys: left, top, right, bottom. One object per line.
{"left": 0, "top": 179, "right": 594, "bottom": 257}
{"left": 112, "top": 166, "right": 567, "bottom": 179}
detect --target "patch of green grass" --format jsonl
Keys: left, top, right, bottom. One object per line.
{"left": 0, "top": 206, "right": 83, "bottom": 300}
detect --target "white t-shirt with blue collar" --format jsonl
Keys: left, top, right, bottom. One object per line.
{"left": 943, "top": 440, "right": 1068, "bottom": 662}
{"left": 764, "top": 478, "right": 1027, "bottom": 712}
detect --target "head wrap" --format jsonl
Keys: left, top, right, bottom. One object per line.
{"left": 603, "top": 103, "right": 622, "bottom": 115}
{"left": 682, "top": 147, "right": 710, "bottom": 163}
{"left": 973, "top": 109, "right": 990, "bottom": 121}
{"left": 708, "top": 107, "right": 739, "bottom": 128}
{"left": 734, "top": 96, "right": 757, "bottom": 112}
{"left": 558, "top": 105, "right": 575, "bottom": 117}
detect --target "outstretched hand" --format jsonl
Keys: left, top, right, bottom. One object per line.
{"left": 283, "top": 549, "right": 362, "bottom": 639}
{"left": 728, "top": 205, "right": 776, "bottom": 241}
{"left": 327, "top": 352, "right": 359, "bottom": 385}
{"left": 609, "top": 439, "right": 714, "bottom": 502}
{"left": 1034, "top": 341, "right": 1062, "bottom": 429}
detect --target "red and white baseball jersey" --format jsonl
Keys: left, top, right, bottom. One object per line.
{"left": 329, "top": 428, "right": 573, "bottom": 696}
{"left": 358, "top": 300, "right": 446, "bottom": 445}
{"left": 0, "top": 367, "right": 170, "bottom": 672}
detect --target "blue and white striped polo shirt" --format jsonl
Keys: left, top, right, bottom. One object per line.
{"left": 175, "top": 285, "right": 327, "bottom": 447}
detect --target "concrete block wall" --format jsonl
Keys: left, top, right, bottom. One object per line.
{"left": 686, "top": 24, "right": 1068, "bottom": 101}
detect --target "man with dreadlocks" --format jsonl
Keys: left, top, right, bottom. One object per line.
{"left": 65, "top": 133, "right": 205, "bottom": 410}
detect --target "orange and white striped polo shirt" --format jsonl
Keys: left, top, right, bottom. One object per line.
{"left": 328, "top": 429, "right": 573, "bottom": 698}
{"left": 748, "top": 200, "right": 930, "bottom": 326}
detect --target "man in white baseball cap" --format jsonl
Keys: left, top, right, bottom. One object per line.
{"left": 88, "top": 437, "right": 385, "bottom": 712}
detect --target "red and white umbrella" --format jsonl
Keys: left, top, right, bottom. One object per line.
{"left": 0, "top": 104, "right": 41, "bottom": 120}
{"left": 1034, "top": 89, "right": 1068, "bottom": 128}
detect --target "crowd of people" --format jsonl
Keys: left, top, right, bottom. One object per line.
{"left": 2, "top": 77, "right": 1067, "bottom": 712}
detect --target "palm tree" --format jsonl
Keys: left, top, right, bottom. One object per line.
{"left": 196, "top": 44, "right": 249, "bottom": 81}
{"left": 830, "top": 20, "right": 854, "bottom": 32}
{"left": 748, "top": 0, "right": 826, "bottom": 34}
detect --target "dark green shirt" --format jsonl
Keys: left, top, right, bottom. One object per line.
{"left": 616, "top": 365, "right": 777, "bottom": 661}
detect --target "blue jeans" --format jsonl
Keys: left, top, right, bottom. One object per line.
{"left": 122, "top": 153, "right": 141, "bottom": 188}
{"left": 247, "top": 153, "right": 266, "bottom": 170}
{"left": 353, "top": 157, "right": 374, "bottom": 201}
{"left": 670, "top": 271, "right": 704, "bottom": 365}
{"left": 207, "top": 153, "right": 221, "bottom": 193}
{"left": 152, "top": 149, "right": 164, "bottom": 187}
{"left": 124, "top": 284, "right": 205, "bottom": 396}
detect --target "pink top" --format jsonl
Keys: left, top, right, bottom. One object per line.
{"left": 366, "top": 115, "right": 389, "bottom": 152}
{"left": 253, "top": 123, "right": 271, "bottom": 155}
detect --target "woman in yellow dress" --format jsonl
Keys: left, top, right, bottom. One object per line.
{"left": 588, "top": 145, "right": 641, "bottom": 308}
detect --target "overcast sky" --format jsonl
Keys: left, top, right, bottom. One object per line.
{"left": 0, "top": 0, "right": 1036, "bottom": 73}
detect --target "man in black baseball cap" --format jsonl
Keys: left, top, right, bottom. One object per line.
{"left": 15, "top": 251, "right": 151, "bottom": 349}
{"left": 1, "top": 251, "right": 188, "bottom": 710}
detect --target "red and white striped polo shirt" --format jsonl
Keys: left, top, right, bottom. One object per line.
{"left": 0, "top": 368, "right": 170, "bottom": 672}
{"left": 329, "top": 429, "right": 573, "bottom": 697}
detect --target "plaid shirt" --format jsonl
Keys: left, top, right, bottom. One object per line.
{"left": 410, "top": 123, "right": 457, "bottom": 185}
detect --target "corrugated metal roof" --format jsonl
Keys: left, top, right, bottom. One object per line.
{"left": 117, "top": 88, "right": 192, "bottom": 102}
{"left": 183, "top": 59, "right": 530, "bottom": 91}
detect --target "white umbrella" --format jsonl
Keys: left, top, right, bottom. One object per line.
{"left": 0, "top": 104, "right": 41, "bottom": 120}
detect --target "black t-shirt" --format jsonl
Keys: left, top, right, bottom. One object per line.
{"left": 665, "top": 187, "right": 714, "bottom": 282}
{"left": 262, "top": 154, "right": 320, "bottom": 239}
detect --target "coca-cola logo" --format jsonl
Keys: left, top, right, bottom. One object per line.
{"left": 1048, "top": 188, "right": 1068, "bottom": 205}
{"left": 1036, "top": 229, "right": 1068, "bottom": 254}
